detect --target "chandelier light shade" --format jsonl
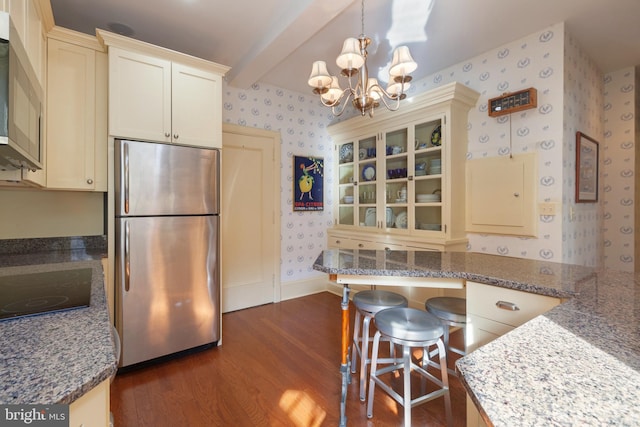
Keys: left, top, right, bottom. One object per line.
{"left": 308, "top": 0, "right": 417, "bottom": 117}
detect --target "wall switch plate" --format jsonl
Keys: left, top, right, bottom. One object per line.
{"left": 539, "top": 202, "right": 557, "bottom": 215}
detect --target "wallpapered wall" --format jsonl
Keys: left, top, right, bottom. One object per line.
{"left": 561, "top": 29, "right": 604, "bottom": 268}
{"left": 407, "top": 23, "right": 572, "bottom": 264}
{"left": 222, "top": 21, "right": 634, "bottom": 284}
{"left": 603, "top": 67, "right": 637, "bottom": 271}
{"left": 221, "top": 85, "right": 335, "bottom": 281}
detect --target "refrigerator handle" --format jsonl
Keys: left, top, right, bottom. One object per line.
{"left": 124, "top": 142, "right": 130, "bottom": 214}
{"left": 125, "top": 220, "right": 131, "bottom": 292}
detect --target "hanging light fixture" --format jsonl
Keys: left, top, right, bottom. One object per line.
{"left": 308, "top": 0, "right": 417, "bottom": 117}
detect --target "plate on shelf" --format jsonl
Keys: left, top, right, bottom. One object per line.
{"left": 362, "top": 164, "right": 376, "bottom": 181}
{"left": 359, "top": 148, "right": 367, "bottom": 160}
{"left": 385, "top": 207, "right": 395, "bottom": 227}
{"left": 340, "top": 143, "right": 353, "bottom": 162}
{"left": 395, "top": 211, "right": 408, "bottom": 229}
{"left": 431, "top": 125, "right": 442, "bottom": 146}
{"left": 365, "top": 208, "right": 376, "bottom": 226}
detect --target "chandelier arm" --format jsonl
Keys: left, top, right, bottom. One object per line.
{"left": 368, "top": 82, "right": 403, "bottom": 111}
{"left": 332, "top": 91, "right": 354, "bottom": 117}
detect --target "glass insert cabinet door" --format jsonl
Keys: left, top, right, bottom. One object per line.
{"left": 335, "top": 116, "right": 444, "bottom": 235}
{"left": 412, "top": 119, "right": 443, "bottom": 233}
{"left": 337, "top": 135, "right": 378, "bottom": 228}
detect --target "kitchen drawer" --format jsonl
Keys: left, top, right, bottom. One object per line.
{"left": 467, "top": 281, "right": 560, "bottom": 327}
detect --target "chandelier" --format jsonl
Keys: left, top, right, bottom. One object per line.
{"left": 307, "top": 0, "right": 417, "bottom": 117}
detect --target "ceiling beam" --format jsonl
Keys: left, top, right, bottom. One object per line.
{"left": 226, "top": 0, "right": 355, "bottom": 89}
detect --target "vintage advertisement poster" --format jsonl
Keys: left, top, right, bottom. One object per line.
{"left": 293, "top": 155, "right": 324, "bottom": 211}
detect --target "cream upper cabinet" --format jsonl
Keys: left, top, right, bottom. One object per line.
{"left": 107, "top": 47, "right": 223, "bottom": 148}
{"left": 46, "top": 33, "right": 107, "bottom": 191}
{"left": 328, "top": 82, "right": 479, "bottom": 251}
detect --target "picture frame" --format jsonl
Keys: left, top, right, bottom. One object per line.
{"left": 575, "top": 131, "right": 599, "bottom": 203}
{"left": 293, "top": 155, "right": 324, "bottom": 211}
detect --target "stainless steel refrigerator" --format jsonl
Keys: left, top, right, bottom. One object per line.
{"left": 114, "top": 139, "right": 220, "bottom": 368}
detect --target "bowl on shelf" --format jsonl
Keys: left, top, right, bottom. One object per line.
{"left": 429, "top": 166, "right": 442, "bottom": 175}
{"left": 416, "top": 194, "right": 441, "bottom": 203}
{"left": 419, "top": 223, "right": 442, "bottom": 231}
{"left": 343, "top": 195, "right": 354, "bottom": 204}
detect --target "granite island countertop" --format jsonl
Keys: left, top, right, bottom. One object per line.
{"left": 0, "top": 238, "right": 117, "bottom": 405}
{"left": 313, "top": 249, "right": 640, "bottom": 426}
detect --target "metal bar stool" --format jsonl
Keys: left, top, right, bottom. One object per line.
{"left": 367, "top": 307, "right": 453, "bottom": 427}
{"left": 351, "top": 290, "right": 408, "bottom": 401}
{"left": 425, "top": 296, "right": 466, "bottom": 376}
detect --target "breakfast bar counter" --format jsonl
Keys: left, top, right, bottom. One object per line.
{"left": 313, "top": 249, "right": 640, "bottom": 426}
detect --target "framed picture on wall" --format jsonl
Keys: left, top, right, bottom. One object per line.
{"left": 575, "top": 131, "right": 599, "bottom": 203}
{"left": 293, "top": 155, "right": 324, "bottom": 211}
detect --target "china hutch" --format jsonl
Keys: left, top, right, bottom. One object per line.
{"left": 327, "top": 82, "right": 480, "bottom": 251}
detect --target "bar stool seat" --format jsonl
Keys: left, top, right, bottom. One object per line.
{"left": 425, "top": 296, "right": 467, "bottom": 376}
{"left": 351, "top": 290, "right": 408, "bottom": 401}
{"left": 367, "top": 307, "right": 453, "bottom": 427}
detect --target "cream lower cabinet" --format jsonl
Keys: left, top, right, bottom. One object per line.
{"left": 68, "top": 379, "right": 109, "bottom": 427}
{"left": 329, "top": 82, "right": 479, "bottom": 251}
{"left": 46, "top": 32, "right": 108, "bottom": 191}
{"left": 103, "top": 40, "right": 228, "bottom": 148}
{"left": 465, "top": 281, "right": 562, "bottom": 427}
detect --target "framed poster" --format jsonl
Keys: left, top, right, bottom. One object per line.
{"left": 293, "top": 155, "right": 324, "bottom": 211}
{"left": 575, "top": 131, "right": 599, "bottom": 203}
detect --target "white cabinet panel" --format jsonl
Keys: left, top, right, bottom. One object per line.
{"left": 466, "top": 153, "right": 537, "bottom": 236}
{"left": 108, "top": 47, "right": 223, "bottom": 148}
{"left": 108, "top": 47, "right": 171, "bottom": 143}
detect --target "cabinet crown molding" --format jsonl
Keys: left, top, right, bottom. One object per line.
{"left": 48, "top": 26, "right": 104, "bottom": 51}
{"left": 96, "top": 29, "right": 230, "bottom": 76}
{"left": 329, "top": 82, "right": 480, "bottom": 135}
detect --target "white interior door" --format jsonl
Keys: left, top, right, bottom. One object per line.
{"left": 221, "top": 125, "right": 279, "bottom": 312}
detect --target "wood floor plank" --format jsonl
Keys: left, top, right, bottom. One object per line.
{"left": 111, "top": 292, "right": 467, "bottom": 426}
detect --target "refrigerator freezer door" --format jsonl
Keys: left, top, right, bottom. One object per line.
{"left": 116, "top": 215, "right": 219, "bottom": 367}
{"left": 115, "top": 139, "right": 219, "bottom": 216}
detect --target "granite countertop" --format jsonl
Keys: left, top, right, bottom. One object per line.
{"left": 0, "top": 237, "right": 117, "bottom": 405}
{"left": 313, "top": 249, "right": 640, "bottom": 426}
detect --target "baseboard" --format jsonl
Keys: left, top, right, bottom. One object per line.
{"left": 280, "top": 275, "right": 332, "bottom": 301}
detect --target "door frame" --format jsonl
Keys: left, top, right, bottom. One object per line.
{"left": 222, "top": 123, "right": 281, "bottom": 305}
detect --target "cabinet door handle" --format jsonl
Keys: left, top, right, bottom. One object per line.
{"left": 124, "top": 221, "right": 130, "bottom": 292}
{"left": 165, "top": 132, "right": 170, "bottom": 138}
{"left": 123, "top": 142, "right": 130, "bottom": 214}
{"left": 335, "top": 240, "right": 341, "bottom": 244}
{"left": 514, "top": 192, "right": 520, "bottom": 197}
{"left": 173, "top": 134, "right": 179, "bottom": 140}
{"left": 358, "top": 243, "right": 364, "bottom": 248}
{"left": 86, "top": 178, "right": 93, "bottom": 185}
{"left": 495, "top": 300, "right": 520, "bottom": 311}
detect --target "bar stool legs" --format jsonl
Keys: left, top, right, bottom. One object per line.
{"left": 350, "top": 290, "right": 408, "bottom": 402}
{"left": 366, "top": 308, "right": 453, "bottom": 427}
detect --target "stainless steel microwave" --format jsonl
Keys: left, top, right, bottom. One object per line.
{"left": 0, "top": 11, "right": 43, "bottom": 171}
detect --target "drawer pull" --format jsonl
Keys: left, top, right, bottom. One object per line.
{"left": 335, "top": 240, "right": 341, "bottom": 244}
{"left": 496, "top": 301, "right": 520, "bottom": 311}
{"left": 358, "top": 243, "right": 364, "bottom": 248}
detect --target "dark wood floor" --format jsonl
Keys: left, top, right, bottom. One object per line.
{"left": 111, "top": 292, "right": 467, "bottom": 426}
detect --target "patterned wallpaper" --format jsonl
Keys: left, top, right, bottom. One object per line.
{"left": 221, "top": 84, "right": 335, "bottom": 282}
{"left": 603, "top": 67, "right": 637, "bottom": 271}
{"left": 222, "top": 21, "right": 635, "bottom": 284}
{"left": 407, "top": 22, "right": 571, "bottom": 264}
{"left": 561, "top": 29, "right": 604, "bottom": 268}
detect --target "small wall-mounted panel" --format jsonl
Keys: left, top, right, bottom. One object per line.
{"left": 466, "top": 153, "right": 537, "bottom": 236}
